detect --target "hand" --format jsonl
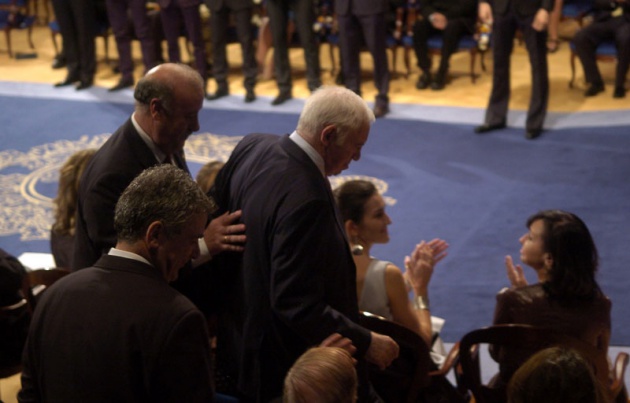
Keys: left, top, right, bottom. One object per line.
{"left": 319, "top": 333, "right": 357, "bottom": 363}
{"left": 532, "top": 8, "right": 549, "bottom": 31}
{"left": 365, "top": 332, "right": 399, "bottom": 370}
{"left": 431, "top": 12, "right": 447, "bottom": 30}
{"left": 404, "top": 239, "right": 449, "bottom": 295}
{"left": 203, "top": 210, "right": 246, "bottom": 256}
{"left": 478, "top": 2, "right": 493, "bottom": 24}
{"left": 505, "top": 255, "right": 527, "bottom": 288}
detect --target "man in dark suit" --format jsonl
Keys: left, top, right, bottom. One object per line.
{"left": 51, "top": 0, "right": 98, "bottom": 90}
{"left": 413, "top": 0, "right": 478, "bottom": 90}
{"left": 574, "top": 0, "right": 630, "bottom": 98}
{"left": 205, "top": 0, "right": 257, "bottom": 102}
{"left": 211, "top": 86, "right": 399, "bottom": 402}
{"left": 336, "top": 0, "right": 391, "bottom": 118}
{"left": 104, "top": 0, "right": 159, "bottom": 91}
{"left": 266, "top": 0, "right": 322, "bottom": 105}
{"left": 474, "top": 0, "right": 553, "bottom": 140}
{"left": 18, "top": 165, "right": 215, "bottom": 402}
{"left": 156, "top": 0, "right": 208, "bottom": 88}
{"left": 73, "top": 63, "right": 245, "bottom": 273}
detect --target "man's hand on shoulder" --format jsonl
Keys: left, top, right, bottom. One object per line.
{"left": 204, "top": 210, "right": 246, "bottom": 256}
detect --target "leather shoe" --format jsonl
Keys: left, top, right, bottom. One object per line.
{"left": 416, "top": 72, "right": 431, "bottom": 90}
{"left": 54, "top": 76, "right": 79, "bottom": 87}
{"left": 76, "top": 79, "right": 93, "bottom": 91}
{"left": 51, "top": 56, "right": 66, "bottom": 69}
{"left": 108, "top": 77, "right": 134, "bottom": 92}
{"left": 244, "top": 89, "right": 256, "bottom": 103}
{"left": 525, "top": 128, "right": 543, "bottom": 140}
{"left": 613, "top": 86, "right": 626, "bottom": 99}
{"left": 271, "top": 91, "right": 292, "bottom": 106}
{"left": 474, "top": 122, "right": 506, "bottom": 134}
{"left": 584, "top": 83, "right": 604, "bottom": 97}
{"left": 373, "top": 104, "right": 389, "bottom": 119}
{"left": 206, "top": 86, "right": 229, "bottom": 101}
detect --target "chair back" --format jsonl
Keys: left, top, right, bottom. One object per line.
{"left": 458, "top": 324, "right": 610, "bottom": 403}
{"left": 0, "top": 298, "right": 29, "bottom": 378}
{"left": 359, "top": 312, "right": 433, "bottom": 403}
{"left": 21, "top": 268, "right": 71, "bottom": 313}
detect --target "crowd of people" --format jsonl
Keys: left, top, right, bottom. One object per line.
{"left": 0, "top": 60, "right": 621, "bottom": 402}
{"left": 45, "top": 0, "right": 629, "bottom": 124}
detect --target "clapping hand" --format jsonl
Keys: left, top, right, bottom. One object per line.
{"left": 403, "top": 239, "right": 449, "bottom": 294}
{"left": 505, "top": 255, "right": 527, "bottom": 288}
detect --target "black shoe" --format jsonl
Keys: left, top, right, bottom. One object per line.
{"left": 108, "top": 77, "right": 134, "bottom": 92}
{"left": 206, "top": 86, "right": 229, "bottom": 101}
{"left": 76, "top": 79, "right": 93, "bottom": 90}
{"left": 430, "top": 75, "right": 446, "bottom": 91}
{"left": 613, "top": 86, "right": 626, "bottom": 99}
{"left": 244, "top": 89, "right": 256, "bottom": 103}
{"left": 416, "top": 72, "right": 432, "bottom": 90}
{"left": 584, "top": 83, "right": 604, "bottom": 97}
{"left": 271, "top": 91, "right": 292, "bottom": 106}
{"left": 54, "top": 76, "right": 79, "bottom": 87}
{"left": 51, "top": 56, "right": 66, "bottom": 69}
{"left": 474, "top": 121, "right": 506, "bottom": 134}
{"left": 525, "top": 128, "right": 543, "bottom": 140}
{"left": 373, "top": 104, "right": 389, "bottom": 119}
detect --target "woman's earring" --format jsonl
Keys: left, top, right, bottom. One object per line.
{"left": 351, "top": 238, "right": 364, "bottom": 256}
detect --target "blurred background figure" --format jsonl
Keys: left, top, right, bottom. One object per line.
{"left": 51, "top": 149, "right": 97, "bottom": 269}
{"left": 196, "top": 160, "right": 224, "bottom": 193}
{"left": 283, "top": 347, "right": 358, "bottom": 403}
{"left": 508, "top": 346, "right": 607, "bottom": 403}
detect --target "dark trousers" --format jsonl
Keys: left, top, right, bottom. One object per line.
{"left": 51, "top": 0, "right": 97, "bottom": 81}
{"left": 160, "top": 4, "right": 208, "bottom": 81}
{"left": 266, "top": 0, "right": 321, "bottom": 93}
{"left": 210, "top": 5, "right": 257, "bottom": 90}
{"left": 105, "top": 0, "right": 158, "bottom": 80}
{"left": 413, "top": 17, "right": 473, "bottom": 78}
{"left": 484, "top": 12, "right": 548, "bottom": 131}
{"left": 574, "top": 16, "right": 630, "bottom": 89}
{"left": 338, "top": 12, "right": 390, "bottom": 107}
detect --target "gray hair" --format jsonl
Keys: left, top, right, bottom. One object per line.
{"left": 133, "top": 63, "right": 204, "bottom": 113}
{"left": 296, "top": 86, "right": 374, "bottom": 144}
{"left": 114, "top": 165, "right": 214, "bottom": 242}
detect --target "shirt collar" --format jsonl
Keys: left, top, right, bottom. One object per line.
{"left": 131, "top": 113, "right": 169, "bottom": 164}
{"left": 108, "top": 247, "right": 152, "bottom": 267}
{"left": 289, "top": 131, "right": 325, "bottom": 176}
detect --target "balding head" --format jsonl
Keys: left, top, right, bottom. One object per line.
{"left": 134, "top": 63, "right": 204, "bottom": 114}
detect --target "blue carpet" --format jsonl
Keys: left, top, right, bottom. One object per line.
{"left": 1, "top": 82, "right": 629, "bottom": 345}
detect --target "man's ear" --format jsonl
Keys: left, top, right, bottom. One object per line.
{"left": 149, "top": 99, "right": 164, "bottom": 120}
{"left": 146, "top": 221, "right": 164, "bottom": 249}
{"left": 320, "top": 124, "right": 337, "bottom": 146}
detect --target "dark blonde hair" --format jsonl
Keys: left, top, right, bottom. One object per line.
{"left": 284, "top": 347, "right": 357, "bottom": 403}
{"left": 508, "top": 347, "right": 606, "bottom": 403}
{"left": 52, "top": 149, "right": 97, "bottom": 236}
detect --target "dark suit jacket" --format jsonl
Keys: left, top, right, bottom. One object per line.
{"left": 73, "top": 118, "right": 188, "bottom": 271}
{"left": 483, "top": 0, "right": 554, "bottom": 17}
{"left": 157, "top": 0, "right": 201, "bottom": 8}
{"left": 335, "top": 0, "right": 389, "bottom": 16}
{"left": 490, "top": 283, "right": 611, "bottom": 385}
{"left": 18, "top": 255, "right": 213, "bottom": 402}
{"left": 205, "top": 0, "right": 252, "bottom": 12}
{"left": 212, "top": 134, "right": 372, "bottom": 401}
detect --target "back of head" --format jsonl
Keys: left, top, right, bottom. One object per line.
{"left": 52, "top": 149, "right": 97, "bottom": 235}
{"left": 133, "top": 63, "right": 204, "bottom": 113}
{"left": 508, "top": 347, "right": 606, "bottom": 403}
{"left": 334, "top": 180, "right": 378, "bottom": 224}
{"left": 284, "top": 347, "right": 357, "bottom": 403}
{"left": 296, "top": 86, "right": 374, "bottom": 143}
{"left": 114, "top": 165, "right": 213, "bottom": 242}
{"left": 527, "top": 210, "right": 600, "bottom": 301}
{"left": 196, "top": 160, "right": 225, "bottom": 194}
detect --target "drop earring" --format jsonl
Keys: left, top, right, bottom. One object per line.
{"left": 351, "top": 238, "right": 364, "bottom": 256}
